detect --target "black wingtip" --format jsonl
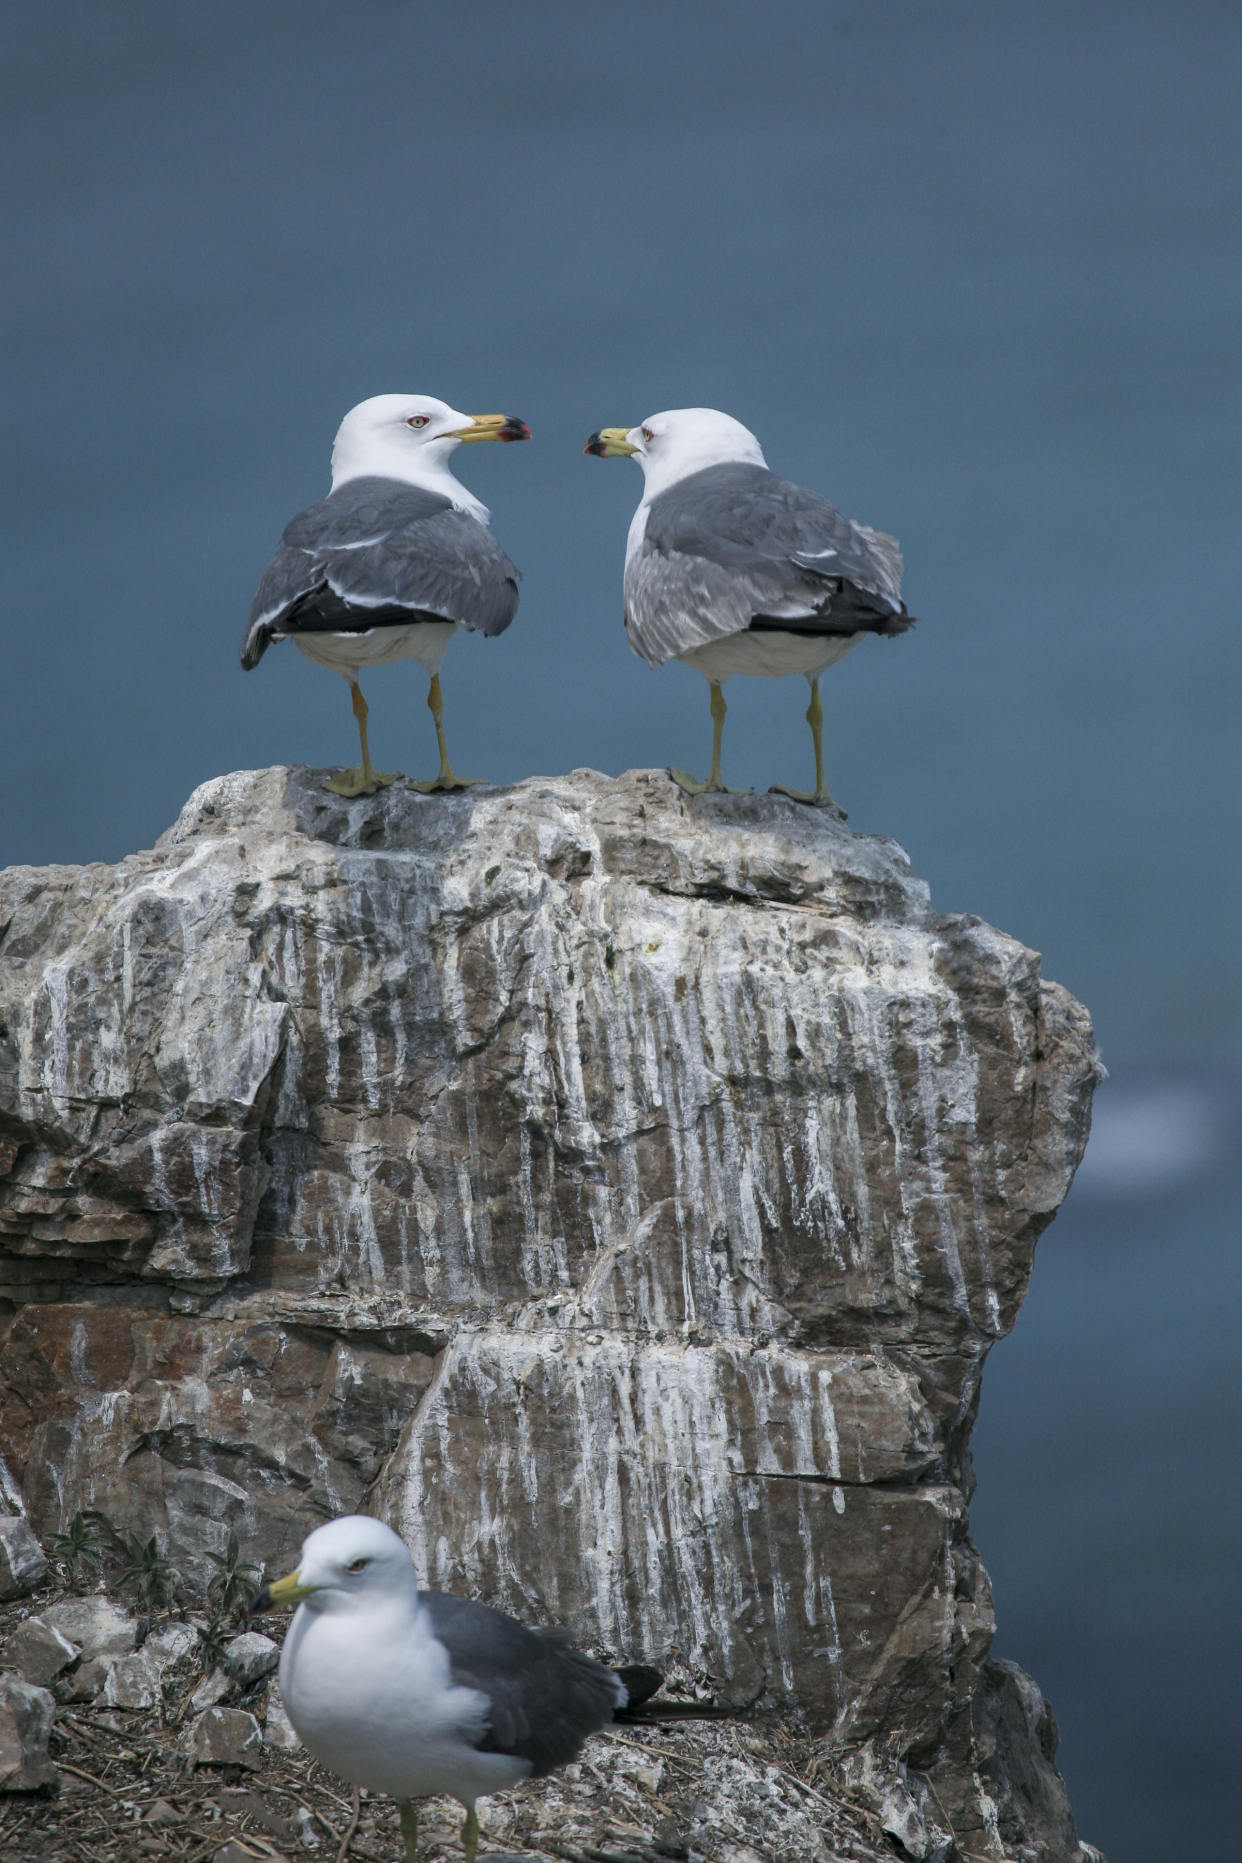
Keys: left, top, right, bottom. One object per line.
{"left": 614, "top": 1663, "right": 664, "bottom": 1712}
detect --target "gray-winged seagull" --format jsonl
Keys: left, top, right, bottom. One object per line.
{"left": 241, "top": 395, "right": 530, "bottom": 796}
{"left": 255, "top": 1516, "right": 661, "bottom": 1863}
{"left": 585, "top": 408, "right": 913, "bottom": 809}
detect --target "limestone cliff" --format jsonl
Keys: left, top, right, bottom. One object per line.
{"left": 0, "top": 766, "right": 1101, "bottom": 1860}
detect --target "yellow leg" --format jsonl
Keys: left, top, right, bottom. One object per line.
{"left": 324, "top": 681, "right": 402, "bottom": 797}
{"left": 769, "top": 679, "right": 846, "bottom": 814}
{"left": 670, "top": 682, "right": 752, "bottom": 796}
{"left": 461, "top": 1804, "right": 480, "bottom": 1863}
{"left": 398, "top": 1799, "right": 419, "bottom": 1863}
{"left": 410, "top": 674, "right": 487, "bottom": 794}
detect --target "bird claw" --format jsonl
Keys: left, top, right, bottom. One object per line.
{"left": 768, "top": 783, "right": 846, "bottom": 818}
{"left": 324, "top": 768, "right": 403, "bottom": 798}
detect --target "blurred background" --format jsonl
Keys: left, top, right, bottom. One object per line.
{"left": 2, "top": 4, "right": 1238, "bottom": 1854}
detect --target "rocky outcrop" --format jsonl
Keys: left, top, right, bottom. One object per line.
{"left": 0, "top": 765, "right": 1099, "bottom": 1855}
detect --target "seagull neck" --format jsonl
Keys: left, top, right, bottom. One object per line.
{"left": 636, "top": 440, "right": 767, "bottom": 506}
{"left": 331, "top": 443, "right": 490, "bottom": 523}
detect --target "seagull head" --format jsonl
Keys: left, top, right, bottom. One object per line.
{"left": 330, "top": 394, "right": 530, "bottom": 494}
{"left": 584, "top": 407, "right": 766, "bottom": 499}
{"left": 253, "top": 1515, "right": 417, "bottom": 1617}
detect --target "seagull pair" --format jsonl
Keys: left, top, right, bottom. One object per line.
{"left": 241, "top": 395, "right": 914, "bottom": 809}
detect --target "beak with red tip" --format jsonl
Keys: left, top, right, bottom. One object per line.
{"left": 584, "top": 427, "right": 638, "bottom": 458}
{"left": 449, "top": 413, "right": 531, "bottom": 443}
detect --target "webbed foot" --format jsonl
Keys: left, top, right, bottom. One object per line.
{"left": 670, "top": 766, "right": 752, "bottom": 796}
{"left": 769, "top": 782, "right": 846, "bottom": 817}
{"left": 324, "top": 766, "right": 402, "bottom": 798}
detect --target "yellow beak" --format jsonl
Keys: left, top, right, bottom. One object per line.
{"left": 252, "top": 1568, "right": 318, "bottom": 1611}
{"left": 584, "top": 426, "right": 638, "bottom": 458}
{"left": 447, "top": 413, "right": 532, "bottom": 443}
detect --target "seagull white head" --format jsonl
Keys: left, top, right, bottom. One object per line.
{"left": 585, "top": 407, "right": 766, "bottom": 500}
{"left": 255, "top": 1515, "right": 417, "bottom": 1616}
{"left": 330, "top": 394, "right": 531, "bottom": 502}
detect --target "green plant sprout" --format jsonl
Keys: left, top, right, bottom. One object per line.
{"left": 115, "top": 1531, "right": 180, "bottom": 1614}
{"left": 204, "top": 1529, "right": 260, "bottom": 1623}
{"left": 47, "top": 1510, "right": 110, "bottom": 1586}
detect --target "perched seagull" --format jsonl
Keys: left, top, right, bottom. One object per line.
{"left": 240, "top": 395, "right": 530, "bottom": 797}
{"left": 255, "top": 1516, "right": 661, "bottom": 1863}
{"left": 585, "top": 408, "right": 913, "bottom": 809}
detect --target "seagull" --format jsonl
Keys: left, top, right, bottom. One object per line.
{"left": 254, "top": 1516, "right": 661, "bottom": 1863}
{"left": 585, "top": 408, "right": 913, "bottom": 810}
{"left": 241, "top": 395, "right": 530, "bottom": 797}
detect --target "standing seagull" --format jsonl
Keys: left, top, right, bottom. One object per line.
{"left": 585, "top": 408, "right": 913, "bottom": 809}
{"left": 241, "top": 395, "right": 530, "bottom": 796}
{"left": 255, "top": 1516, "right": 661, "bottom": 1863}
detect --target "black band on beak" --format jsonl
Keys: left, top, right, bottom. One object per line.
{"left": 499, "top": 416, "right": 531, "bottom": 442}
{"left": 584, "top": 431, "right": 606, "bottom": 456}
{"left": 250, "top": 1585, "right": 272, "bottom": 1615}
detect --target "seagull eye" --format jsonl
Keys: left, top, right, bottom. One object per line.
{"left": 406, "top": 416, "right": 430, "bottom": 429}
{"left": 347, "top": 1558, "right": 370, "bottom": 1573}
{"left": 642, "top": 427, "right": 654, "bottom": 442}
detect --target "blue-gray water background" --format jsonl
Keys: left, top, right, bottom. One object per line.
{"left": 2, "top": 4, "right": 1238, "bottom": 1855}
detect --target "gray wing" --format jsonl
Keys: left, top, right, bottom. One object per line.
{"left": 419, "top": 1591, "right": 622, "bottom": 1778}
{"left": 240, "top": 476, "right": 521, "bottom": 669}
{"left": 624, "top": 461, "right": 911, "bottom": 668}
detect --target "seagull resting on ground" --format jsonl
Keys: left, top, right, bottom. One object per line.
{"left": 585, "top": 408, "right": 913, "bottom": 810}
{"left": 255, "top": 1516, "right": 661, "bottom": 1863}
{"left": 241, "top": 395, "right": 530, "bottom": 797}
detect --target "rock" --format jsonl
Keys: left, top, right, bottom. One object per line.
{"left": 146, "top": 1621, "right": 199, "bottom": 1668}
{"left": 214, "top": 1844, "right": 266, "bottom": 1863}
{"left": 189, "top": 1667, "right": 233, "bottom": 1714}
{"left": 262, "top": 1684, "right": 301, "bottom": 1752}
{"left": 102, "top": 1646, "right": 164, "bottom": 1710}
{"left": 187, "top": 1705, "right": 263, "bottom": 1769}
{"left": 262, "top": 1685, "right": 301, "bottom": 1752}
{"left": 146, "top": 1797, "right": 181, "bottom": 1825}
{"left": 0, "top": 1669, "right": 57, "bottom": 1790}
{"left": 223, "top": 1630, "right": 279, "bottom": 1689}
{"left": 42, "top": 1596, "right": 139, "bottom": 1661}
{"left": 0, "top": 766, "right": 1102, "bottom": 1855}
{"left": 0, "top": 1517, "right": 47, "bottom": 1599}
{"left": 58, "top": 1655, "right": 110, "bottom": 1703}
{"left": 0, "top": 1616, "right": 80, "bottom": 1686}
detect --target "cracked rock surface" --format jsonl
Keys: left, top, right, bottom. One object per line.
{"left": 0, "top": 765, "right": 1101, "bottom": 1858}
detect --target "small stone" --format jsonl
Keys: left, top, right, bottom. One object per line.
{"left": 214, "top": 1844, "right": 266, "bottom": 1863}
{"left": 189, "top": 1668, "right": 233, "bottom": 1714}
{"left": 223, "top": 1630, "right": 280, "bottom": 1689}
{"left": 262, "top": 1688, "right": 301, "bottom": 1753}
{"left": 103, "top": 1648, "right": 163, "bottom": 1710}
{"left": 146, "top": 1622, "right": 198, "bottom": 1668}
{"left": 146, "top": 1798, "right": 182, "bottom": 1826}
{"left": 0, "top": 1616, "right": 81, "bottom": 1686}
{"left": 58, "top": 1656, "right": 110, "bottom": 1703}
{"left": 296, "top": 1804, "right": 321, "bottom": 1848}
{"left": 43, "top": 1596, "right": 139, "bottom": 1661}
{"left": 0, "top": 1669, "right": 58, "bottom": 1791}
{"left": 0, "top": 1518, "right": 48, "bottom": 1601}
{"left": 188, "top": 1706, "right": 263, "bottom": 1769}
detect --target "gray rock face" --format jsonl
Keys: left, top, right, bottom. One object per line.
{"left": 0, "top": 1669, "right": 57, "bottom": 1791}
{"left": 0, "top": 1518, "right": 47, "bottom": 1600}
{"left": 0, "top": 1616, "right": 80, "bottom": 1686}
{"left": 223, "top": 1630, "right": 279, "bottom": 1689}
{"left": 42, "top": 1597, "right": 139, "bottom": 1661}
{"left": 187, "top": 1705, "right": 263, "bottom": 1769}
{"left": 0, "top": 766, "right": 1100, "bottom": 1852}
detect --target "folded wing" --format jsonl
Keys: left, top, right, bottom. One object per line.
{"left": 240, "top": 476, "right": 521, "bottom": 670}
